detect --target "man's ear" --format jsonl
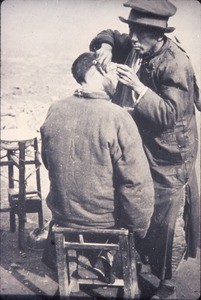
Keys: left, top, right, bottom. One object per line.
{"left": 84, "top": 65, "right": 97, "bottom": 82}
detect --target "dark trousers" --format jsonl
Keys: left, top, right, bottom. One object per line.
{"left": 136, "top": 169, "right": 199, "bottom": 280}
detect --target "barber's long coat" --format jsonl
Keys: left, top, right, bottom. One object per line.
{"left": 90, "top": 31, "right": 200, "bottom": 279}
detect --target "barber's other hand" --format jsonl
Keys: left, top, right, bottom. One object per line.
{"left": 96, "top": 43, "right": 112, "bottom": 72}
{"left": 116, "top": 64, "right": 145, "bottom": 95}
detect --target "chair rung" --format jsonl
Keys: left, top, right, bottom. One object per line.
{"left": 0, "top": 160, "right": 14, "bottom": 166}
{"left": 53, "top": 226, "right": 129, "bottom": 236}
{"left": 7, "top": 155, "right": 36, "bottom": 167}
{"left": 10, "top": 154, "right": 19, "bottom": 166}
{"left": 8, "top": 187, "right": 39, "bottom": 196}
{"left": 23, "top": 160, "right": 38, "bottom": 165}
{"left": 77, "top": 278, "right": 124, "bottom": 286}
{"left": 0, "top": 207, "right": 11, "bottom": 212}
{"left": 64, "top": 241, "right": 119, "bottom": 251}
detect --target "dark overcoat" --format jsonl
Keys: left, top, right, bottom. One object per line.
{"left": 90, "top": 31, "right": 200, "bottom": 280}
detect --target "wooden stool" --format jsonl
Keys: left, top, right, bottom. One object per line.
{"left": 52, "top": 225, "right": 139, "bottom": 299}
{"left": 1, "top": 130, "right": 43, "bottom": 250}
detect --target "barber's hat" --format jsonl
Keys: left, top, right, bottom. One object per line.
{"left": 119, "top": 0, "right": 177, "bottom": 33}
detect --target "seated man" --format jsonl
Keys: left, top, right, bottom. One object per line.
{"left": 40, "top": 52, "right": 154, "bottom": 283}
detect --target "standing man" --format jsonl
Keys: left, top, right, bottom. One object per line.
{"left": 41, "top": 51, "right": 154, "bottom": 284}
{"left": 89, "top": 0, "right": 200, "bottom": 299}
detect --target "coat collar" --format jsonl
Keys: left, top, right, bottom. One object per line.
{"left": 74, "top": 88, "right": 111, "bottom": 101}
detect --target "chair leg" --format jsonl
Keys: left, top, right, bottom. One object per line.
{"left": 119, "top": 235, "right": 132, "bottom": 299}
{"left": 18, "top": 217, "right": 26, "bottom": 251}
{"left": 10, "top": 209, "right": 16, "bottom": 232}
{"left": 129, "top": 232, "right": 140, "bottom": 299}
{"left": 18, "top": 142, "right": 26, "bottom": 251}
{"left": 8, "top": 151, "right": 15, "bottom": 232}
{"left": 34, "top": 138, "right": 42, "bottom": 199}
{"left": 38, "top": 203, "right": 43, "bottom": 228}
{"left": 54, "top": 232, "right": 70, "bottom": 296}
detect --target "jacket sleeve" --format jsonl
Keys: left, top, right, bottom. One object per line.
{"left": 89, "top": 29, "right": 131, "bottom": 63}
{"left": 40, "top": 104, "right": 55, "bottom": 170}
{"left": 111, "top": 111, "right": 154, "bottom": 238}
{"left": 135, "top": 54, "right": 195, "bottom": 128}
{"left": 40, "top": 130, "right": 48, "bottom": 170}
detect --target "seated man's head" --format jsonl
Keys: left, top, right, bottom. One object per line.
{"left": 71, "top": 52, "right": 115, "bottom": 98}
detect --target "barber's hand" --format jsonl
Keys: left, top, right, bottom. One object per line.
{"left": 116, "top": 64, "right": 145, "bottom": 95}
{"left": 95, "top": 43, "right": 112, "bottom": 72}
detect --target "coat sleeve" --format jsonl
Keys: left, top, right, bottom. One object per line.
{"left": 40, "top": 104, "right": 55, "bottom": 170}
{"left": 135, "top": 54, "right": 195, "bottom": 128}
{"left": 111, "top": 111, "right": 154, "bottom": 238}
{"left": 40, "top": 130, "right": 48, "bottom": 170}
{"left": 89, "top": 29, "right": 131, "bottom": 63}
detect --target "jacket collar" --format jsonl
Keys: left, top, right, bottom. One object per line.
{"left": 74, "top": 88, "right": 111, "bottom": 101}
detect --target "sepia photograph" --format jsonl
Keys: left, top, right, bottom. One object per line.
{"left": 1, "top": 0, "right": 200, "bottom": 299}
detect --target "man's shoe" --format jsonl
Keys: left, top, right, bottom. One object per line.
{"left": 93, "top": 257, "right": 115, "bottom": 284}
{"left": 150, "top": 283, "right": 176, "bottom": 300}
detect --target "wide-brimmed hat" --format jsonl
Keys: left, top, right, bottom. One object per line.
{"left": 119, "top": 0, "right": 177, "bottom": 33}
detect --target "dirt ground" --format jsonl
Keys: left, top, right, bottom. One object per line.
{"left": 1, "top": 0, "right": 201, "bottom": 299}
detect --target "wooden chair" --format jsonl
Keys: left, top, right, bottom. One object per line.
{"left": 52, "top": 225, "right": 139, "bottom": 299}
{"left": 1, "top": 136, "right": 43, "bottom": 250}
